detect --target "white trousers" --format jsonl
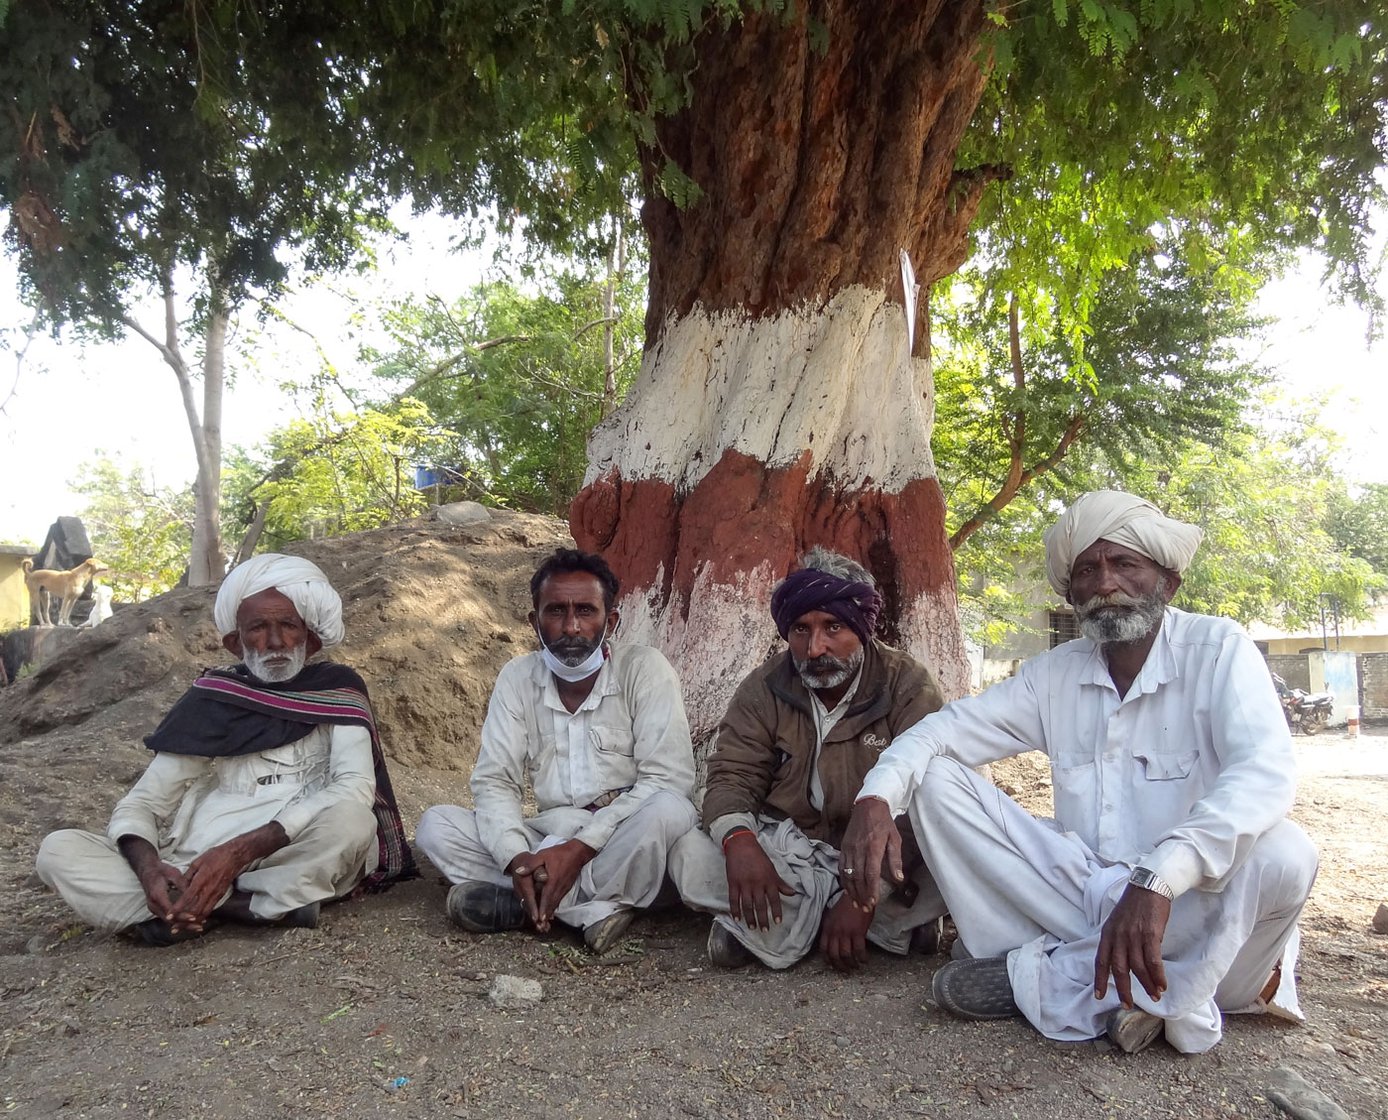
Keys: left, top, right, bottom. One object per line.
{"left": 36, "top": 799, "right": 378, "bottom": 930}
{"left": 912, "top": 758, "right": 1318, "bottom": 1052}
{"left": 669, "top": 818, "right": 947, "bottom": 970}
{"left": 415, "top": 790, "right": 697, "bottom": 930}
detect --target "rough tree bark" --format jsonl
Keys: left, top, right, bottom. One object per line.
{"left": 571, "top": 0, "right": 1003, "bottom": 742}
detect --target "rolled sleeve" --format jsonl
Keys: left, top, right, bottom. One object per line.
{"left": 272, "top": 724, "right": 376, "bottom": 842}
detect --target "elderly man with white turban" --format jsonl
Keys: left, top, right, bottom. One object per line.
{"left": 36, "top": 554, "right": 415, "bottom": 945}
{"left": 840, "top": 491, "right": 1317, "bottom": 1054}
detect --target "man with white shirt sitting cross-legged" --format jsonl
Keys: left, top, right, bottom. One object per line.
{"left": 840, "top": 491, "right": 1318, "bottom": 1054}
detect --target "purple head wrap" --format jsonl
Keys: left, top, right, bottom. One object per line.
{"left": 770, "top": 568, "right": 883, "bottom": 646}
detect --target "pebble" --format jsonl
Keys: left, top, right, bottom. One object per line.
{"left": 1372, "top": 902, "right": 1388, "bottom": 934}
{"left": 1264, "top": 1066, "right": 1350, "bottom": 1120}
{"left": 487, "top": 974, "right": 542, "bottom": 1009}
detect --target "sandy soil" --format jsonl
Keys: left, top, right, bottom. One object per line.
{"left": 1, "top": 513, "right": 1384, "bottom": 1120}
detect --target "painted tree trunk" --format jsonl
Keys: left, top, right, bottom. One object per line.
{"left": 572, "top": 1, "right": 999, "bottom": 742}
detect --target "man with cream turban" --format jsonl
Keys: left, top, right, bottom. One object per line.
{"left": 670, "top": 546, "right": 947, "bottom": 971}
{"left": 841, "top": 491, "right": 1317, "bottom": 1054}
{"left": 37, "top": 553, "right": 415, "bottom": 945}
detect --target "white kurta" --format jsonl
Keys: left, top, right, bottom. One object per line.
{"left": 416, "top": 642, "right": 698, "bottom": 930}
{"left": 858, "top": 608, "right": 1317, "bottom": 1052}
{"left": 37, "top": 725, "right": 379, "bottom": 928}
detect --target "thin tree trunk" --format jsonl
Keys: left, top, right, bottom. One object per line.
{"left": 120, "top": 269, "right": 226, "bottom": 587}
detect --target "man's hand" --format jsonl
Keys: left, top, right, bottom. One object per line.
{"left": 507, "top": 840, "right": 597, "bottom": 932}
{"left": 179, "top": 840, "right": 254, "bottom": 930}
{"left": 724, "top": 831, "right": 795, "bottom": 930}
{"left": 137, "top": 860, "right": 188, "bottom": 922}
{"left": 837, "top": 797, "right": 902, "bottom": 912}
{"left": 818, "top": 894, "right": 874, "bottom": 973}
{"left": 504, "top": 852, "right": 543, "bottom": 927}
{"left": 118, "top": 835, "right": 188, "bottom": 925}
{"left": 532, "top": 839, "right": 596, "bottom": 928}
{"left": 1094, "top": 885, "right": 1172, "bottom": 1008}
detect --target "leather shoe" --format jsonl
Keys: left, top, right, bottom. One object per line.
{"left": 583, "top": 909, "right": 635, "bottom": 954}
{"left": 706, "top": 921, "right": 754, "bottom": 968}
{"left": 446, "top": 882, "right": 526, "bottom": 933}
{"left": 931, "top": 957, "right": 1020, "bottom": 1020}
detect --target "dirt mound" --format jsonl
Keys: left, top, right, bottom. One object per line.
{"left": 0, "top": 509, "right": 572, "bottom": 773}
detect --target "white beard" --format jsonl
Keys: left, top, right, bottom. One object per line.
{"left": 244, "top": 644, "right": 308, "bottom": 683}
{"left": 1074, "top": 588, "right": 1168, "bottom": 645}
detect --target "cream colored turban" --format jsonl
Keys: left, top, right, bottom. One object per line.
{"left": 1043, "top": 491, "right": 1203, "bottom": 597}
{"left": 213, "top": 554, "right": 345, "bottom": 647}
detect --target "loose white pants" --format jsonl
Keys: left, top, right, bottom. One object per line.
{"left": 669, "top": 818, "right": 947, "bottom": 970}
{"left": 36, "top": 799, "right": 379, "bottom": 930}
{"left": 415, "top": 790, "right": 697, "bottom": 930}
{"left": 912, "top": 758, "right": 1318, "bottom": 1052}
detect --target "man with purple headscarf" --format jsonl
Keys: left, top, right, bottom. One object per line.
{"left": 670, "top": 547, "right": 947, "bottom": 971}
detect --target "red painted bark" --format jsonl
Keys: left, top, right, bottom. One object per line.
{"left": 573, "top": 2, "right": 1000, "bottom": 719}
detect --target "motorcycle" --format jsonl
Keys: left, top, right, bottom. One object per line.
{"left": 1271, "top": 672, "right": 1334, "bottom": 736}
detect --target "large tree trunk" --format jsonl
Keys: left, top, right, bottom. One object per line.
{"left": 572, "top": 1, "right": 999, "bottom": 742}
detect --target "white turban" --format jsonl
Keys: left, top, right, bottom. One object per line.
{"left": 1043, "top": 490, "right": 1203, "bottom": 597}
{"left": 213, "top": 554, "right": 345, "bottom": 647}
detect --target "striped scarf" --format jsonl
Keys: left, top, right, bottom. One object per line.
{"left": 144, "top": 662, "right": 417, "bottom": 891}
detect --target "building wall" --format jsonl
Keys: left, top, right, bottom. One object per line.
{"left": 1266, "top": 654, "right": 1310, "bottom": 692}
{"left": 0, "top": 556, "right": 29, "bottom": 630}
{"left": 1362, "top": 653, "right": 1388, "bottom": 721}
{"left": 1262, "top": 635, "right": 1388, "bottom": 655}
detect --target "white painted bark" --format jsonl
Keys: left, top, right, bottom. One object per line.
{"left": 591, "top": 288, "right": 970, "bottom": 743}
{"left": 586, "top": 286, "right": 937, "bottom": 492}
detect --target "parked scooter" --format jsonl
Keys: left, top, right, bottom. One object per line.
{"left": 1271, "top": 673, "right": 1335, "bottom": 735}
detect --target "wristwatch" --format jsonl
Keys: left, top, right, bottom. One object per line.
{"left": 1128, "top": 866, "right": 1175, "bottom": 901}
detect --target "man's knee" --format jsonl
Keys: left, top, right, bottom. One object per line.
{"left": 630, "top": 789, "right": 699, "bottom": 842}
{"left": 304, "top": 800, "right": 377, "bottom": 855}
{"left": 36, "top": 829, "right": 96, "bottom": 887}
{"left": 415, "top": 804, "right": 468, "bottom": 856}
{"left": 1246, "top": 819, "right": 1319, "bottom": 907}
{"left": 917, "top": 755, "right": 981, "bottom": 815}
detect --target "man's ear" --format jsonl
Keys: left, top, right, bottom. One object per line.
{"left": 307, "top": 632, "right": 323, "bottom": 658}
{"left": 606, "top": 607, "right": 620, "bottom": 636}
{"left": 222, "top": 632, "right": 243, "bottom": 657}
{"left": 1161, "top": 570, "right": 1182, "bottom": 603}
{"left": 527, "top": 609, "right": 538, "bottom": 630}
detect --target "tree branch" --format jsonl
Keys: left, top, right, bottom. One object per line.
{"left": 949, "top": 412, "right": 1087, "bottom": 551}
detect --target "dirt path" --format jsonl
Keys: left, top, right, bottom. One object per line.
{"left": 2, "top": 724, "right": 1384, "bottom": 1120}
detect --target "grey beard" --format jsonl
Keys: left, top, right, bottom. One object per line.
{"left": 244, "top": 644, "right": 307, "bottom": 683}
{"left": 1074, "top": 589, "right": 1168, "bottom": 645}
{"left": 546, "top": 635, "right": 601, "bottom": 667}
{"left": 795, "top": 645, "right": 865, "bottom": 691}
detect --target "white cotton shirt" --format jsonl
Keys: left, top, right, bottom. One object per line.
{"left": 857, "top": 608, "right": 1296, "bottom": 898}
{"left": 470, "top": 642, "right": 696, "bottom": 870}
{"left": 107, "top": 724, "right": 376, "bottom": 861}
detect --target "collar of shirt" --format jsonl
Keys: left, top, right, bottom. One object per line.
{"left": 534, "top": 647, "right": 617, "bottom": 715}
{"left": 1079, "top": 608, "right": 1180, "bottom": 701}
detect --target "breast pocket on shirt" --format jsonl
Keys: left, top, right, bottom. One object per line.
{"left": 1133, "top": 750, "right": 1199, "bottom": 781}
{"left": 589, "top": 725, "right": 636, "bottom": 757}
